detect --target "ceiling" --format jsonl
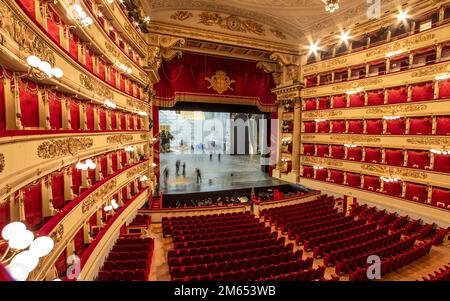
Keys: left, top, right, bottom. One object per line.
{"left": 141, "top": 0, "right": 379, "bottom": 46}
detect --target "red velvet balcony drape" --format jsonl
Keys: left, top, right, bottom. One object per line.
{"left": 128, "top": 80, "right": 134, "bottom": 96}
{"left": 51, "top": 172, "right": 65, "bottom": 210}
{"left": 385, "top": 149, "right": 404, "bottom": 166}
{"left": 99, "top": 108, "right": 106, "bottom": 130}
{"left": 74, "top": 227, "right": 85, "bottom": 256}
{"left": 70, "top": 99, "right": 80, "bottom": 130}
{"left": 129, "top": 114, "right": 135, "bottom": 130}
{"left": 387, "top": 86, "right": 407, "bottom": 104}
{"left": 22, "top": 182, "right": 42, "bottom": 229}
{"left": 100, "top": 156, "right": 108, "bottom": 177}
{"left": 120, "top": 113, "right": 126, "bottom": 130}
{"left": 367, "top": 90, "right": 384, "bottom": 106}
{"left": 405, "top": 183, "right": 428, "bottom": 203}
{"left": 363, "top": 175, "right": 380, "bottom": 191}
{"left": 137, "top": 116, "right": 141, "bottom": 129}
{"left": 46, "top": 6, "right": 61, "bottom": 44}
{"left": 85, "top": 48, "right": 93, "bottom": 72}
{"left": 121, "top": 151, "right": 127, "bottom": 166}
{"left": 436, "top": 116, "right": 450, "bottom": 135}
{"left": 331, "top": 145, "right": 345, "bottom": 159}
{"left": 317, "top": 121, "right": 329, "bottom": 133}
{"left": 0, "top": 199, "right": 10, "bottom": 232}
{"left": 386, "top": 118, "right": 406, "bottom": 135}
{"left": 316, "top": 145, "right": 329, "bottom": 157}
{"left": 86, "top": 104, "right": 94, "bottom": 130}
{"left": 366, "top": 119, "right": 383, "bottom": 134}
{"left": 121, "top": 186, "right": 127, "bottom": 202}
{"left": 110, "top": 68, "right": 117, "bottom": 87}
{"left": 71, "top": 166, "right": 81, "bottom": 196}
{"left": 55, "top": 248, "right": 67, "bottom": 277}
{"left": 19, "top": 79, "right": 40, "bottom": 128}
{"left": 409, "top": 117, "right": 432, "bottom": 135}
{"left": 49, "top": 93, "right": 62, "bottom": 129}
{"left": 438, "top": 79, "right": 450, "bottom": 98}
{"left": 305, "top": 99, "right": 316, "bottom": 110}
{"left": 349, "top": 93, "right": 365, "bottom": 107}
{"left": 411, "top": 82, "right": 434, "bottom": 101}
{"left": 384, "top": 181, "right": 402, "bottom": 196}
{"left": 329, "top": 170, "right": 344, "bottom": 184}
{"left": 98, "top": 59, "right": 106, "bottom": 80}
{"left": 365, "top": 148, "right": 382, "bottom": 163}
{"left": 332, "top": 95, "right": 346, "bottom": 108}
{"left": 112, "top": 153, "right": 118, "bottom": 172}
{"left": 303, "top": 122, "right": 315, "bottom": 133}
{"left": 318, "top": 97, "right": 330, "bottom": 109}
{"left": 0, "top": 75, "right": 6, "bottom": 130}
{"left": 315, "top": 169, "right": 328, "bottom": 181}
{"left": 120, "top": 75, "right": 126, "bottom": 92}
{"left": 303, "top": 144, "right": 314, "bottom": 155}
{"left": 110, "top": 111, "right": 117, "bottom": 130}
{"left": 17, "top": 0, "right": 35, "bottom": 17}
{"left": 69, "top": 31, "right": 79, "bottom": 61}
{"left": 346, "top": 173, "right": 361, "bottom": 187}
{"left": 407, "top": 150, "right": 430, "bottom": 169}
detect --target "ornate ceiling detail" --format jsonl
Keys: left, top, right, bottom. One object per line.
{"left": 198, "top": 12, "right": 265, "bottom": 36}
{"left": 171, "top": 11, "right": 194, "bottom": 21}
{"left": 271, "top": 29, "right": 287, "bottom": 40}
{"left": 205, "top": 70, "right": 236, "bottom": 94}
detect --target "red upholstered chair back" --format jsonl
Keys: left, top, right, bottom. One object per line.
{"left": 331, "top": 146, "right": 345, "bottom": 159}
{"left": 348, "top": 120, "right": 363, "bottom": 134}
{"left": 316, "top": 145, "right": 329, "bottom": 157}
{"left": 347, "top": 147, "right": 363, "bottom": 161}
{"left": 332, "top": 120, "right": 345, "bottom": 133}
{"left": 407, "top": 150, "right": 430, "bottom": 169}
{"left": 434, "top": 154, "right": 450, "bottom": 173}
{"left": 436, "top": 116, "right": 450, "bottom": 135}
{"left": 365, "top": 148, "right": 382, "bottom": 163}
{"left": 383, "top": 181, "right": 402, "bottom": 197}
{"left": 438, "top": 79, "right": 450, "bottom": 99}
{"left": 305, "top": 99, "right": 316, "bottom": 110}
{"left": 330, "top": 170, "right": 344, "bottom": 184}
{"left": 318, "top": 97, "right": 330, "bottom": 109}
{"left": 411, "top": 82, "right": 434, "bottom": 102}
{"left": 387, "top": 86, "right": 407, "bottom": 104}
{"left": 332, "top": 95, "right": 347, "bottom": 108}
{"left": 303, "top": 144, "right": 315, "bottom": 155}
{"left": 315, "top": 169, "right": 328, "bottom": 181}
{"left": 366, "top": 119, "right": 383, "bottom": 134}
{"left": 303, "top": 122, "right": 315, "bottom": 133}
{"left": 367, "top": 90, "right": 384, "bottom": 106}
{"left": 431, "top": 188, "right": 450, "bottom": 208}
{"left": 385, "top": 149, "right": 404, "bottom": 166}
{"left": 386, "top": 118, "right": 406, "bottom": 135}
{"left": 409, "top": 117, "right": 432, "bottom": 135}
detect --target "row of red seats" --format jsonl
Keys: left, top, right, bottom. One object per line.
{"left": 163, "top": 217, "right": 256, "bottom": 236}
{"left": 111, "top": 243, "right": 151, "bottom": 252}
{"left": 172, "top": 225, "right": 269, "bottom": 243}
{"left": 315, "top": 226, "right": 390, "bottom": 259}
{"left": 107, "top": 251, "right": 150, "bottom": 261}
{"left": 260, "top": 195, "right": 333, "bottom": 217}
{"left": 128, "top": 215, "right": 151, "bottom": 227}
{"left": 349, "top": 241, "right": 432, "bottom": 281}
{"left": 263, "top": 199, "right": 335, "bottom": 222}
{"left": 162, "top": 212, "right": 252, "bottom": 227}
{"left": 422, "top": 263, "right": 450, "bottom": 281}
{"left": 293, "top": 215, "right": 357, "bottom": 242}
{"left": 296, "top": 219, "right": 366, "bottom": 245}
{"left": 102, "top": 259, "right": 148, "bottom": 272}
{"left": 173, "top": 232, "right": 280, "bottom": 249}
{"left": 258, "top": 266, "right": 326, "bottom": 281}
{"left": 98, "top": 269, "right": 146, "bottom": 281}
{"left": 273, "top": 208, "right": 338, "bottom": 228}
{"left": 284, "top": 212, "right": 347, "bottom": 236}
{"left": 171, "top": 222, "right": 262, "bottom": 236}
{"left": 114, "top": 237, "right": 153, "bottom": 245}
{"left": 168, "top": 237, "right": 286, "bottom": 258}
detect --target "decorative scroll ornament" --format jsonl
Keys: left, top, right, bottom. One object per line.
{"left": 301, "top": 156, "right": 343, "bottom": 167}
{"left": 126, "top": 98, "right": 148, "bottom": 111}
{"left": 270, "top": 29, "right": 286, "bottom": 40}
{"left": 406, "top": 137, "right": 450, "bottom": 146}
{"left": 366, "top": 104, "right": 427, "bottom": 115}
{"left": 81, "top": 179, "right": 117, "bottom": 213}
{"left": 49, "top": 224, "right": 64, "bottom": 244}
{"left": 126, "top": 163, "right": 147, "bottom": 178}
{"left": 0, "top": 153, "right": 4, "bottom": 173}
{"left": 171, "top": 11, "right": 194, "bottom": 21}
{"left": 79, "top": 74, "right": 114, "bottom": 100}
{"left": 332, "top": 78, "right": 383, "bottom": 91}
{"left": 361, "top": 164, "right": 427, "bottom": 179}
{"left": 106, "top": 134, "right": 134, "bottom": 144}
{"left": 37, "top": 138, "right": 94, "bottom": 159}
{"left": 205, "top": 70, "right": 235, "bottom": 94}
{"left": 411, "top": 63, "right": 450, "bottom": 78}
{"left": 199, "top": 12, "right": 265, "bottom": 36}
{"left": 304, "top": 109, "right": 343, "bottom": 119}
{"left": 330, "top": 135, "right": 381, "bottom": 143}
{"left": 365, "top": 33, "right": 435, "bottom": 58}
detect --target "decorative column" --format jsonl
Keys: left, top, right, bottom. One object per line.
{"left": 64, "top": 168, "right": 74, "bottom": 201}
{"left": 401, "top": 182, "right": 407, "bottom": 198}
{"left": 5, "top": 75, "right": 23, "bottom": 130}
{"left": 80, "top": 104, "right": 87, "bottom": 130}
{"left": 41, "top": 89, "right": 51, "bottom": 129}
{"left": 62, "top": 98, "right": 71, "bottom": 130}
{"left": 106, "top": 110, "right": 112, "bottom": 130}
{"left": 403, "top": 149, "right": 408, "bottom": 167}
{"left": 41, "top": 177, "right": 56, "bottom": 217}
{"left": 291, "top": 97, "right": 302, "bottom": 180}
{"left": 94, "top": 106, "right": 100, "bottom": 130}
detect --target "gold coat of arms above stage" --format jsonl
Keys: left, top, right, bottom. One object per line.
{"left": 205, "top": 70, "right": 235, "bottom": 94}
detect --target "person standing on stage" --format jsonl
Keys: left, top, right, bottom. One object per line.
{"left": 195, "top": 168, "right": 202, "bottom": 183}
{"left": 163, "top": 167, "right": 169, "bottom": 186}
{"left": 175, "top": 160, "right": 180, "bottom": 176}
{"left": 182, "top": 162, "right": 186, "bottom": 177}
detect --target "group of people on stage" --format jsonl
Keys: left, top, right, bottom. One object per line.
{"left": 162, "top": 160, "right": 203, "bottom": 185}
{"left": 171, "top": 195, "right": 250, "bottom": 208}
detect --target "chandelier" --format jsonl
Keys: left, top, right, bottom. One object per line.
{"left": 322, "top": 0, "right": 340, "bottom": 13}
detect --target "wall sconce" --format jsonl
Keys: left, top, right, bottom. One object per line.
{"left": 386, "top": 49, "right": 405, "bottom": 58}
{"left": 124, "top": 146, "right": 136, "bottom": 152}
{"left": 76, "top": 159, "right": 96, "bottom": 170}
{"left": 104, "top": 199, "right": 119, "bottom": 212}
{"left": 344, "top": 143, "right": 357, "bottom": 148}
{"left": 314, "top": 118, "right": 327, "bottom": 122}
{"left": 435, "top": 73, "right": 450, "bottom": 81}
{"left": 26, "top": 55, "right": 63, "bottom": 80}
{"left": 346, "top": 88, "right": 363, "bottom": 95}
{"left": 104, "top": 99, "right": 117, "bottom": 109}
{"left": 1, "top": 222, "right": 54, "bottom": 281}
{"left": 72, "top": 4, "right": 93, "bottom": 27}
{"left": 151, "top": 163, "right": 157, "bottom": 167}
{"left": 380, "top": 176, "right": 400, "bottom": 183}
{"left": 430, "top": 148, "right": 449, "bottom": 155}
{"left": 383, "top": 116, "right": 401, "bottom": 120}
{"left": 322, "top": 0, "right": 340, "bottom": 13}
{"left": 138, "top": 111, "right": 148, "bottom": 117}
{"left": 313, "top": 166, "right": 324, "bottom": 170}
{"left": 115, "top": 62, "right": 132, "bottom": 74}
{"left": 139, "top": 175, "right": 148, "bottom": 182}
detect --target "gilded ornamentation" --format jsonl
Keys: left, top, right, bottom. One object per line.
{"left": 81, "top": 179, "right": 117, "bottom": 213}
{"left": 301, "top": 135, "right": 316, "bottom": 140}
{"left": 171, "top": 11, "right": 194, "bottom": 21}
{"left": 406, "top": 137, "right": 450, "bottom": 146}
{"left": 79, "top": 74, "right": 114, "bottom": 100}
{"left": 126, "top": 163, "right": 147, "bottom": 178}
{"left": 106, "top": 134, "right": 134, "bottom": 144}
{"left": 123, "top": 23, "right": 147, "bottom": 52}
{"left": 270, "top": 29, "right": 286, "bottom": 40}
{"left": 205, "top": 70, "right": 235, "bottom": 94}
{"left": 49, "top": 224, "right": 64, "bottom": 244}
{"left": 411, "top": 63, "right": 450, "bottom": 78}
{"left": 301, "top": 156, "right": 343, "bottom": 167}
{"left": 366, "top": 33, "right": 436, "bottom": 58}
{"left": 37, "top": 138, "right": 94, "bottom": 159}
{"left": 365, "top": 104, "right": 427, "bottom": 115}
{"left": 332, "top": 78, "right": 383, "bottom": 91}
{"left": 127, "top": 98, "right": 148, "bottom": 111}
{"left": 304, "top": 109, "right": 342, "bottom": 119}
{"left": 0, "top": 153, "right": 4, "bottom": 173}
{"left": 361, "top": 164, "right": 427, "bottom": 179}
{"left": 198, "top": 12, "right": 265, "bottom": 36}
{"left": 330, "top": 135, "right": 381, "bottom": 143}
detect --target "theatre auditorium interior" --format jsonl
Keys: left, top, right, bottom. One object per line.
{"left": 0, "top": 0, "right": 450, "bottom": 283}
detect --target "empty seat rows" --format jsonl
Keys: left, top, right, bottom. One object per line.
{"left": 172, "top": 225, "right": 270, "bottom": 243}
{"left": 129, "top": 214, "right": 151, "bottom": 227}
{"left": 292, "top": 215, "right": 357, "bottom": 242}
{"left": 284, "top": 212, "right": 347, "bottom": 236}
{"left": 162, "top": 211, "right": 251, "bottom": 223}
{"left": 274, "top": 208, "right": 338, "bottom": 229}
{"left": 173, "top": 232, "right": 280, "bottom": 249}
{"left": 422, "top": 262, "right": 450, "bottom": 281}
{"left": 102, "top": 259, "right": 149, "bottom": 272}
{"left": 267, "top": 202, "right": 336, "bottom": 224}
{"left": 296, "top": 219, "right": 366, "bottom": 245}
{"left": 98, "top": 269, "right": 147, "bottom": 281}
{"left": 171, "top": 222, "right": 264, "bottom": 237}
{"left": 112, "top": 243, "right": 152, "bottom": 252}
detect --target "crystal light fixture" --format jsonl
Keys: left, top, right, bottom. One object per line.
{"left": 322, "top": 0, "right": 340, "bottom": 13}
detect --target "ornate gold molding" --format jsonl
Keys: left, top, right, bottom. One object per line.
{"left": 37, "top": 138, "right": 94, "bottom": 159}
{"left": 332, "top": 78, "right": 383, "bottom": 91}
{"left": 365, "top": 33, "right": 436, "bottom": 58}
{"left": 301, "top": 156, "right": 343, "bottom": 167}
{"left": 365, "top": 104, "right": 427, "bottom": 115}
{"left": 361, "top": 164, "right": 427, "bottom": 179}
{"left": 411, "top": 63, "right": 450, "bottom": 78}
{"left": 126, "top": 98, "right": 148, "bottom": 111}
{"left": 198, "top": 12, "right": 265, "bottom": 36}
{"left": 205, "top": 70, "right": 235, "bottom": 94}
{"left": 330, "top": 135, "right": 381, "bottom": 143}
{"left": 106, "top": 134, "right": 134, "bottom": 145}
{"left": 270, "top": 29, "right": 286, "bottom": 40}
{"left": 81, "top": 179, "right": 117, "bottom": 214}
{"left": 123, "top": 23, "right": 147, "bottom": 52}
{"left": 0, "top": 153, "right": 4, "bottom": 173}
{"left": 170, "top": 11, "right": 193, "bottom": 21}
{"left": 49, "top": 224, "right": 64, "bottom": 244}
{"left": 406, "top": 137, "right": 450, "bottom": 146}
{"left": 126, "top": 163, "right": 147, "bottom": 178}
{"left": 304, "top": 109, "right": 343, "bottom": 119}
{"left": 302, "top": 135, "right": 316, "bottom": 140}
{"left": 79, "top": 74, "right": 114, "bottom": 100}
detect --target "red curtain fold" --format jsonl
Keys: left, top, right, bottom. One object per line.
{"left": 347, "top": 173, "right": 361, "bottom": 187}
{"left": 363, "top": 175, "right": 380, "bottom": 191}
{"left": 303, "top": 166, "right": 314, "bottom": 178}
{"left": 70, "top": 99, "right": 80, "bottom": 130}
{"left": 71, "top": 166, "right": 81, "bottom": 195}
{"left": 88, "top": 168, "right": 95, "bottom": 185}
{"left": 17, "top": 0, "right": 35, "bottom": 17}
{"left": 46, "top": 6, "right": 61, "bottom": 44}
{"left": 129, "top": 114, "right": 135, "bottom": 130}
{"left": 409, "top": 117, "right": 432, "bottom": 135}
{"left": 386, "top": 118, "right": 406, "bottom": 135}
{"left": 110, "top": 111, "right": 117, "bottom": 130}
{"left": 85, "top": 48, "right": 93, "bottom": 72}
{"left": 366, "top": 119, "right": 383, "bottom": 134}
{"left": 74, "top": 228, "right": 85, "bottom": 255}
{"left": 329, "top": 170, "right": 344, "bottom": 184}
{"left": 101, "top": 156, "right": 108, "bottom": 177}
{"left": 122, "top": 186, "right": 127, "bottom": 202}
{"left": 306, "top": 76, "right": 317, "bottom": 87}
{"left": 0, "top": 199, "right": 10, "bottom": 232}
{"left": 89, "top": 213, "right": 97, "bottom": 227}
{"left": 315, "top": 169, "right": 328, "bottom": 181}
{"left": 121, "top": 151, "right": 127, "bottom": 166}
{"left": 349, "top": 93, "right": 365, "bottom": 107}
{"left": 69, "top": 31, "right": 79, "bottom": 61}
{"left": 348, "top": 147, "right": 363, "bottom": 161}
{"left": 0, "top": 77, "right": 6, "bottom": 130}
{"left": 411, "top": 82, "right": 434, "bottom": 101}
{"left": 19, "top": 79, "right": 40, "bottom": 128}
{"left": 434, "top": 154, "right": 450, "bottom": 173}
{"left": 348, "top": 120, "right": 364, "bottom": 134}
{"left": 316, "top": 145, "right": 329, "bottom": 157}
{"left": 85, "top": 104, "right": 95, "bottom": 130}
{"left": 49, "top": 93, "right": 62, "bottom": 129}
{"left": 332, "top": 120, "right": 345, "bottom": 133}
{"left": 431, "top": 188, "right": 450, "bottom": 208}
{"left": 112, "top": 153, "right": 118, "bottom": 172}
{"left": 136, "top": 116, "right": 141, "bottom": 129}
{"left": 128, "top": 80, "right": 134, "bottom": 96}
{"left": 387, "top": 86, "right": 408, "bottom": 104}
{"left": 120, "top": 75, "right": 126, "bottom": 92}
{"left": 305, "top": 99, "right": 316, "bottom": 110}
{"left": 120, "top": 113, "right": 126, "bottom": 130}
{"left": 98, "top": 60, "right": 106, "bottom": 80}
{"left": 332, "top": 95, "right": 347, "bottom": 108}
{"left": 331, "top": 146, "right": 345, "bottom": 159}
{"left": 367, "top": 90, "right": 384, "bottom": 106}
{"left": 54, "top": 249, "right": 67, "bottom": 277}
{"left": 136, "top": 86, "right": 141, "bottom": 99}
{"left": 51, "top": 173, "right": 65, "bottom": 210}
{"left": 318, "top": 97, "right": 330, "bottom": 109}
{"left": 385, "top": 149, "right": 404, "bottom": 166}
{"left": 438, "top": 79, "right": 450, "bottom": 98}
{"left": 383, "top": 181, "right": 402, "bottom": 196}
{"left": 436, "top": 116, "right": 450, "bottom": 135}
{"left": 407, "top": 150, "right": 430, "bottom": 169}
{"left": 110, "top": 68, "right": 117, "bottom": 87}
{"left": 405, "top": 183, "right": 428, "bottom": 203}
{"left": 365, "top": 148, "right": 382, "bottom": 163}
{"left": 130, "top": 182, "right": 135, "bottom": 195}
{"left": 99, "top": 108, "right": 107, "bottom": 130}
{"left": 303, "top": 144, "right": 314, "bottom": 155}
{"left": 303, "top": 122, "right": 315, "bottom": 133}
{"left": 23, "top": 183, "right": 42, "bottom": 229}
{"left": 317, "top": 121, "right": 329, "bottom": 133}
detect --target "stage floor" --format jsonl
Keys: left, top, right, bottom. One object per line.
{"left": 159, "top": 153, "right": 285, "bottom": 194}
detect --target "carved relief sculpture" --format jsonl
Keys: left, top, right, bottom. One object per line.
{"left": 205, "top": 70, "right": 235, "bottom": 94}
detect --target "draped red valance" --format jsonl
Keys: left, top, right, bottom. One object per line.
{"left": 154, "top": 53, "right": 276, "bottom": 108}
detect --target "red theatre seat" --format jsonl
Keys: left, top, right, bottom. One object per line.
{"left": 407, "top": 151, "right": 430, "bottom": 169}
{"left": 385, "top": 149, "right": 404, "bottom": 166}
{"left": 436, "top": 117, "right": 450, "bottom": 135}
{"left": 306, "top": 76, "right": 317, "bottom": 87}
{"left": 366, "top": 119, "right": 383, "bottom": 135}
{"left": 367, "top": 90, "right": 384, "bottom": 106}
{"left": 405, "top": 183, "right": 428, "bottom": 203}
{"left": 332, "top": 95, "right": 347, "bottom": 108}
{"left": 318, "top": 97, "right": 330, "bottom": 109}
{"left": 303, "top": 166, "right": 314, "bottom": 178}
{"left": 305, "top": 99, "right": 317, "bottom": 111}
{"left": 365, "top": 148, "right": 382, "bottom": 163}
{"left": 386, "top": 118, "right": 406, "bottom": 135}
{"left": 315, "top": 169, "right": 328, "bottom": 181}
{"left": 363, "top": 176, "right": 380, "bottom": 191}
{"left": 348, "top": 120, "right": 364, "bottom": 134}
{"left": 383, "top": 181, "right": 403, "bottom": 197}
{"left": 431, "top": 188, "right": 450, "bottom": 209}
{"left": 331, "top": 145, "right": 345, "bottom": 159}
{"left": 347, "top": 147, "right": 363, "bottom": 161}
{"left": 438, "top": 79, "right": 450, "bottom": 99}
{"left": 411, "top": 82, "right": 434, "bottom": 102}
{"left": 434, "top": 154, "right": 450, "bottom": 173}
{"left": 317, "top": 121, "right": 330, "bottom": 133}
{"left": 329, "top": 170, "right": 344, "bottom": 184}
{"left": 332, "top": 120, "right": 345, "bottom": 133}
{"left": 346, "top": 173, "right": 361, "bottom": 187}
{"left": 303, "top": 144, "right": 315, "bottom": 156}
{"left": 349, "top": 93, "right": 365, "bottom": 107}
{"left": 409, "top": 117, "right": 432, "bottom": 135}
{"left": 387, "top": 86, "right": 407, "bottom": 104}
{"left": 316, "top": 145, "right": 329, "bottom": 157}
{"left": 303, "top": 122, "right": 315, "bottom": 133}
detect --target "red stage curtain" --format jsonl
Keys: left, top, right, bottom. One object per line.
{"left": 0, "top": 75, "right": 5, "bottom": 130}
{"left": 409, "top": 117, "right": 432, "bottom": 135}
{"left": 71, "top": 166, "right": 81, "bottom": 196}
{"left": 101, "top": 156, "right": 108, "bottom": 177}
{"left": 329, "top": 170, "right": 344, "bottom": 184}
{"left": 85, "top": 104, "right": 94, "bottom": 130}
{"left": 69, "top": 31, "right": 79, "bottom": 61}
{"left": 54, "top": 249, "right": 67, "bottom": 277}
{"left": 317, "top": 121, "right": 329, "bottom": 133}
{"left": 331, "top": 145, "right": 345, "bottom": 159}
{"left": 387, "top": 86, "right": 407, "bottom": 104}
{"left": 366, "top": 119, "right": 383, "bottom": 134}
{"left": 365, "top": 148, "right": 382, "bottom": 163}
{"left": 348, "top": 120, "right": 363, "bottom": 134}
{"left": 120, "top": 113, "right": 126, "bottom": 130}
{"left": 0, "top": 199, "right": 10, "bottom": 232}
{"left": 407, "top": 150, "right": 430, "bottom": 169}
{"left": 348, "top": 147, "right": 363, "bottom": 161}
{"left": 347, "top": 173, "right": 361, "bottom": 187}
{"left": 23, "top": 183, "right": 42, "bottom": 229}
{"left": 129, "top": 114, "right": 135, "bottom": 130}
{"left": 386, "top": 118, "right": 406, "bottom": 135}
{"left": 316, "top": 145, "right": 329, "bottom": 157}
{"left": 19, "top": 79, "right": 39, "bottom": 128}
{"left": 99, "top": 108, "right": 106, "bottom": 130}
{"left": 438, "top": 79, "right": 450, "bottom": 98}
{"left": 385, "top": 149, "right": 404, "bottom": 166}
{"left": 120, "top": 75, "right": 126, "bottom": 92}
{"left": 51, "top": 173, "right": 65, "bottom": 210}
{"left": 431, "top": 188, "right": 450, "bottom": 208}
{"left": 306, "top": 76, "right": 317, "bottom": 87}
{"left": 110, "top": 111, "right": 117, "bottom": 130}
{"left": 303, "top": 144, "right": 314, "bottom": 155}
{"left": 17, "top": 0, "right": 35, "bottom": 17}
{"left": 315, "top": 169, "right": 328, "bottom": 181}
{"left": 411, "top": 82, "right": 434, "bottom": 101}
{"left": 303, "top": 166, "right": 314, "bottom": 178}
{"left": 318, "top": 97, "right": 330, "bottom": 109}
{"left": 384, "top": 181, "right": 402, "bottom": 197}
{"left": 367, "top": 90, "right": 384, "bottom": 106}
{"left": 74, "top": 228, "right": 84, "bottom": 255}
{"left": 332, "top": 120, "right": 345, "bottom": 133}
{"left": 98, "top": 60, "right": 106, "bottom": 80}
{"left": 70, "top": 99, "right": 80, "bottom": 130}
{"left": 136, "top": 116, "right": 142, "bottom": 129}
{"left": 434, "top": 154, "right": 450, "bottom": 173}
{"left": 303, "top": 122, "right": 315, "bottom": 133}
{"left": 436, "top": 116, "right": 450, "bottom": 135}
{"left": 110, "top": 68, "right": 117, "bottom": 87}
{"left": 49, "top": 93, "right": 62, "bottom": 129}
{"left": 112, "top": 153, "right": 118, "bottom": 172}
{"left": 363, "top": 175, "right": 380, "bottom": 191}
{"left": 121, "top": 151, "right": 127, "bottom": 166}
{"left": 85, "top": 48, "right": 93, "bottom": 72}
{"left": 332, "top": 95, "right": 347, "bottom": 108}
{"left": 405, "top": 183, "right": 428, "bottom": 203}
{"left": 349, "top": 93, "right": 365, "bottom": 107}
{"left": 305, "top": 99, "right": 316, "bottom": 110}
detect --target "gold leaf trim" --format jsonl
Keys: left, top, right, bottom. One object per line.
{"left": 304, "top": 109, "right": 343, "bottom": 119}
{"left": 81, "top": 179, "right": 117, "bottom": 213}
{"left": 126, "top": 163, "right": 147, "bottom": 178}
{"left": 106, "top": 134, "right": 134, "bottom": 144}
{"left": 37, "top": 138, "right": 94, "bottom": 159}
{"left": 411, "top": 64, "right": 450, "bottom": 78}
{"left": 80, "top": 74, "right": 114, "bottom": 100}
{"left": 205, "top": 70, "right": 235, "bottom": 94}
{"left": 365, "top": 104, "right": 427, "bottom": 115}
{"left": 301, "top": 156, "right": 343, "bottom": 167}
{"left": 0, "top": 153, "right": 4, "bottom": 173}
{"left": 406, "top": 137, "right": 450, "bottom": 146}
{"left": 330, "top": 135, "right": 381, "bottom": 143}
{"left": 170, "top": 11, "right": 193, "bottom": 21}
{"left": 361, "top": 164, "right": 427, "bottom": 179}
